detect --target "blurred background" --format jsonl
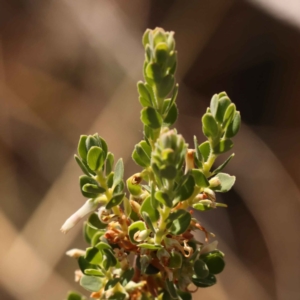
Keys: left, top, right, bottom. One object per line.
{"left": 1, "top": 0, "right": 300, "bottom": 299}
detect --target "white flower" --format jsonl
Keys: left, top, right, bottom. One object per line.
{"left": 66, "top": 248, "right": 86, "bottom": 258}
{"left": 60, "top": 199, "right": 98, "bottom": 233}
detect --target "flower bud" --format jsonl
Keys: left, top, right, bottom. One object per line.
{"left": 134, "top": 229, "right": 150, "bottom": 242}
{"left": 209, "top": 177, "right": 221, "bottom": 188}
{"left": 130, "top": 200, "right": 141, "bottom": 215}
{"left": 203, "top": 188, "right": 216, "bottom": 201}
{"left": 185, "top": 149, "right": 195, "bottom": 174}
{"left": 152, "top": 130, "right": 187, "bottom": 180}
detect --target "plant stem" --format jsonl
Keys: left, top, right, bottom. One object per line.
{"left": 154, "top": 205, "right": 170, "bottom": 244}
{"left": 203, "top": 150, "right": 217, "bottom": 177}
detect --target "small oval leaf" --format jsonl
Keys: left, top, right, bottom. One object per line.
{"left": 141, "top": 107, "right": 163, "bottom": 129}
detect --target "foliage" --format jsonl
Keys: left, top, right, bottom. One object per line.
{"left": 61, "top": 27, "right": 241, "bottom": 300}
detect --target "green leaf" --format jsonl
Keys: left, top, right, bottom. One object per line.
{"left": 87, "top": 146, "right": 104, "bottom": 171}
{"left": 142, "top": 29, "right": 150, "bottom": 47}
{"left": 175, "top": 174, "right": 195, "bottom": 202}
{"left": 79, "top": 176, "right": 100, "bottom": 198}
{"left": 162, "top": 290, "right": 172, "bottom": 300}
{"left": 165, "top": 280, "right": 178, "bottom": 299}
{"left": 80, "top": 275, "right": 103, "bottom": 292}
{"left": 78, "top": 135, "right": 88, "bottom": 161}
{"left": 97, "top": 136, "right": 108, "bottom": 159}
{"left": 124, "top": 195, "right": 131, "bottom": 217}
{"left": 193, "top": 136, "right": 203, "bottom": 163}
{"left": 135, "top": 144, "right": 151, "bottom": 167}
{"left": 213, "top": 139, "right": 233, "bottom": 154}
{"left": 150, "top": 182, "right": 159, "bottom": 209}
{"left": 137, "top": 81, "right": 152, "bottom": 107}
{"left": 85, "top": 269, "right": 104, "bottom": 277}
{"left": 202, "top": 254, "right": 225, "bottom": 274}
{"left": 218, "top": 91, "right": 227, "bottom": 98}
{"left": 223, "top": 103, "right": 236, "bottom": 128}
{"left": 177, "top": 291, "right": 192, "bottom": 300}
{"left": 202, "top": 113, "right": 219, "bottom": 139}
{"left": 215, "top": 96, "right": 231, "bottom": 123}
{"left": 67, "top": 291, "right": 83, "bottom": 300}
{"left": 138, "top": 243, "right": 162, "bottom": 250}
{"left": 168, "top": 251, "right": 182, "bottom": 269}
{"left": 145, "top": 83, "right": 156, "bottom": 102}
{"left": 225, "top": 111, "right": 241, "bottom": 138}
{"left": 78, "top": 256, "right": 98, "bottom": 274}
{"left": 212, "top": 153, "right": 235, "bottom": 175}
{"left": 163, "top": 103, "right": 178, "bottom": 126}
{"left": 91, "top": 231, "right": 104, "bottom": 247}
{"left": 140, "top": 140, "right": 151, "bottom": 157}
{"left": 168, "top": 210, "right": 191, "bottom": 235}
{"left": 192, "top": 169, "right": 209, "bottom": 187}
{"left": 102, "top": 249, "right": 117, "bottom": 270}
{"left": 94, "top": 241, "right": 110, "bottom": 251}
{"left": 145, "top": 62, "right": 163, "bottom": 82}
{"left": 109, "top": 293, "right": 126, "bottom": 300}
{"left": 155, "top": 42, "right": 169, "bottom": 64}
{"left": 82, "top": 183, "right": 105, "bottom": 195}
{"left": 211, "top": 172, "right": 235, "bottom": 192}
{"left": 141, "top": 107, "right": 163, "bottom": 129}
{"left": 193, "top": 202, "right": 213, "bottom": 211}
{"left": 113, "top": 180, "right": 124, "bottom": 195}
{"left": 83, "top": 222, "right": 92, "bottom": 244}
{"left": 132, "top": 148, "right": 148, "bottom": 168}
{"left": 85, "top": 136, "right": 98, "bottom": 151}
{"left": 105, "top": 152, "right": 114, "bottom": 176}
{"left": 166, "top": 84, "right": 178, "bottom": 112}
{"left": 168, "top": 51, "right": 177, "bottom": 74}
{"left": 144, "top": 125, "right": 160, "bottom": 142}
{"left": 210, "top": 94, "right": 219, "bottom": 118}
{"left": 88, "top": 213, "right": 107, "bottom": 230}
{"left": 160, "top": 165, "right": 177, "bottom": 180}
{"left": 192, "top": 274, "right": 216, "bottom": 288}
{"left": 128, "top": 221, "right": 146, "bottom": 244}
{"left": 157, "top": 74, "right": 175, "bottom": 98}
{"left": 105, "top": 278, "right": 119, "bottom": 290}
{"left": 153, "top": 29, "right": 166, "bottom": 46}
{"left": 67, "top": 292, "right": 83, "bottom": 300}
{"left": 166, "top": 31, "right": 175, "bottom": 50}
{"left": 155, "top": 191, "right": 172, "bottom": 208}
{"left": 120, "top": 268, "right": 134, "bottom": 286}
{"left": 106, "top": 172, "right": 114, "bottom": 188}
{"left": 199, "top": 141, "right": 211, "bottom": 162}
{"left": 106, "top": 193, "right": 124, "bottom": 209}
{"left": 140, "top": 196, "right": 159, "bottom": 222}
{"left": 139, "top": 96, "right": 151, "bottom": 108}
{"left": 113, "top": 158, "right": 124, "bottom": 187}
{"left": 85, "top": 247, "right": 103, "bottom": 265}
{"left": 74, "top": 155, "right": 90, "bottom": 176}
{"left": 194, "top": 259, "right": 209, "bottom": 279}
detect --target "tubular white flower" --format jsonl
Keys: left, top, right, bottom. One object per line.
{"left": 60, "top": 199, "right": 97, "bottom": 234}
{"left": 66, "top": 248, "right": 86, "bottom": 258}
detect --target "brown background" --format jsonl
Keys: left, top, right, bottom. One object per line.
{"left": 1, "top": 0, "right": 300, "bottom": 299}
